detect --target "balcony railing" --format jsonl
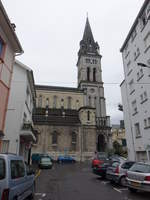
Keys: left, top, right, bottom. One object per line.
{"left": 96, "top": 116, "right": 111, "bottom": 129}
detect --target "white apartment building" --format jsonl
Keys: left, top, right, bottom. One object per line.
{"left": 120, "top": 0, "right": 150, "bottom": 161}
{"left": 4, "top": 60, "right": 36, "bottom": 163}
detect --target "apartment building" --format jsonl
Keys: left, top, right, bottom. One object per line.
{"left": 4, "top": 60, "right": 36, "bottom": 162}
{"left": 0, "top": 1, "right": 23, "bottom": 151}
{"left": 120, "top": 0, "right": 150, "bottom": 161}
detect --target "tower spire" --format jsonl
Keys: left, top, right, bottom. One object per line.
{"left": 82, "top": 16, "right": 94, "bottom": 43}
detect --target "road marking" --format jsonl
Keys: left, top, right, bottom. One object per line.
{"left": 42, "top": 193, "right": 46, "bottom": 197}
{"left": 113, "top": 187, "right": 122, "bottom": 193}
{"left": 119, "top": 188, "right": 128, "bottom": 191}
{"left": 35, "top": 193, "right": 42, "bottom": 196}
{"left": 102, "top": 181, "right": 110, "bottom": 185}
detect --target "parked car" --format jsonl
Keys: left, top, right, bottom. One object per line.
{"left": 106, "top": 160, "right": 135, "bottom": 186}
{"left": 38, "top": 156, "right": 53, "bottom": 169}
{"left": 0, "top": 153, "right": 35, "bottom": 200}
{"left": 93, "top": 160, "right": 111, "bottom": 178}
{"left": 126, "top": 162, "right": 150, "bottom": 193}
{"left": 92, "top": 152, "right": 108, "bottom": 168}
{"left": 32, "top": 153, "right": 54, "bottom": 164}
{"left": 57, "top": 155, "right": 76, "bottom": 163}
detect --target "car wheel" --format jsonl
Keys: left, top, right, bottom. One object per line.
{"left": 119, "top": 176, "right": 126, "bottom": 186}
{"left": 128, "top": 187, "right": 137, "bottom": 193}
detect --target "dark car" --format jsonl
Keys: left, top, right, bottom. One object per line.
{"left": 93, "top": 160, "right": 111, "bottom": 178}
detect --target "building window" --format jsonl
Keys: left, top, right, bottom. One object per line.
{"left": 144, "top": 91, "right": 147, "bottom": 100}
{"left": 141, "top": 91, "right": 148, "bottom": 104}
{"left": 61, "top": 98, "right": 64, "bottom": 109}
{"left": 144, "top": 32, "right": 150, "bottom": 51}
{"left": 129, "top": 79, "right": 135, "bottom": 94}
{"left": 87, "top": 67, "right": 90, "bottom": 81}
{"left": 93, "top": 68, "right": 96, "bottom": 82}
{"left": 148, "top": 117, "right": 150, "bottom": 127}
{"left": 46, "top": 98, "right": 49, "bottom": 108}
{"left": 76, "top": 100, "right": 79, "bottom": 110}
{"left": 23, "top": 113, "right": 27, "bottom": 123}
{"left": 0, "top": 38, "right": 4, "bottom": 58}
{"left": 140, "top": 12, "right": 147, "bottom": 29}
{"left": 134, "top": 48, "right": 140, "bottom": 60}
{"left": 94, "top": 97, "right": 97, "bottom": 108}
{"left": 53, "top": 96, "right": 57, "bottom": 108}
{"left": 68, "top": 97, "right": 72, "bottom": 109}
{"left": 144, "top": 119, "right": 147, "bottom": 128}
{"left": 131, "top": 28, "right": 137, "bottom": 42}
{"left": 71, "top": 132, "right": 77, "bottom": 144}
{"left": 134, "top": 123, "right": 141, "bottom": 137}
{"left": 52, "top": 132, "right": 57, "bottom": 144}
{"left": 89, "top": 96, "right": 91, "bottom": 106}
{"left": 38, "top": 95, "right": 42, "bottom": 107}
{"left": 137, "top": 68, "right": 144, "bottom": 81}
{"left": 85, "top": 58, "right": 91, "bottom": 64}
{"left": 87, "top": 111, "right": 90, "bottom": 121}
{"left": 132, "top": 100, "right": 137, "bottom": 115}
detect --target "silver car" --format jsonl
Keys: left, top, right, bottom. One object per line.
{"left": 106, "top": 160, "right": 135, "bottom": 186}
{"left": 126, "top": 162, "right": 150, "bottom": 193}
{"left": 0, "top": 153, "right": 35, "bottom": 200}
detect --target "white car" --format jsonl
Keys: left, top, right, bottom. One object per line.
{"left": 126, "top": 162, "right": 150, "bottom": 193}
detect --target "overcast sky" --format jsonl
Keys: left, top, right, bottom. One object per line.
{"left": 2, "top": 0, "right": 144, "bottom": 124}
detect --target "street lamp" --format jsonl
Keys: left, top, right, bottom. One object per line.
{"left": 137, "top": 62, "right": 150, "bottom": 68}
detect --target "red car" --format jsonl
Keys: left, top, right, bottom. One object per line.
{"left": 92, "top": 152, "right": 108, "bottom": 168}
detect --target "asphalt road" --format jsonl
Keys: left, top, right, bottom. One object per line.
{"left": 34, "top": 163, "right": 150, "bottom": 200}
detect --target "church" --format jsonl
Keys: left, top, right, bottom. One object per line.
{"left": 32, "top": 17, "right": 112, "bottom": 161}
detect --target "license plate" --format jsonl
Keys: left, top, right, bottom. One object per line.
{"left": 131, "top": 181, "right": 140, "bottom": 187}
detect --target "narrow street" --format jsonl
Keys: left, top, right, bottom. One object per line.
{"left": 34, "top": 163, "right": 150, "bottom": 200}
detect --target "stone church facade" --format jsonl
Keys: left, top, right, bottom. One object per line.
{"left": 32, "top": 18, "right": 111, "bottom": 161}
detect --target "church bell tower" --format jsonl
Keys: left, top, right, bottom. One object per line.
{"left": 77, "top": 17, "right": 111, "bottom": 152}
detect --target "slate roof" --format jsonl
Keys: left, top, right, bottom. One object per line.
{"left": 35, "top": 85, "right": 83, "bottom": 93}
{"left": 33, "top": 108, "right": 81, "bottom": 126}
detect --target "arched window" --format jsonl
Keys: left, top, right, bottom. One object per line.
{"left": 89, "top": 96, "right": 91, "bottom": 106}
{"left": 94, "top": 97, "right": 97, "bottom": 108}
{"left": 68, "top": 97, "right": 72, "bottom": 109}
{"left": 46, "top": 98, "right": 49, "bottom": 108}
{"left": 93, "top": 68, "right": 96, "bottom": 82}
{"left": 53, "top": 96, "right": 57, "bottom": 108}
{"left": 52, "top": 131, "right": 57, "bottom": 144}
{"left": 87, "top": 111, "right": 90, "bottom": 121}
{"left": 76, "top": 100, "right": 79, "bottom": 110}
{"left": 61, "top": 98, "right": 64, "bottom": 109}
{"left": 72, "top": 132, "right": 77, "bottom": 144}
{"left": 38, "top": 95, "right": 42, "bottom": 107}
{"left": 87, "top": 67, "right": 90, "bottom": 81}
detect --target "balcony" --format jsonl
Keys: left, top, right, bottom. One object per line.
{"left": 96, "top": 116, "right": 111, "bottom": 130}
{"left": 20, "top": 122, "right": 36, "bottom": 142}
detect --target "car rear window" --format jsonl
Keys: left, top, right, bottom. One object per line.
{"left": 130, "top": 163, "right": 150, "bottom": 173}
{"left": 112, "top": 162, "right": 119, "bottom": 167}
{"left": 0, "top": 158, "right": 5, "bottom": 180}
{"left": 11, "top": 160, "right": 25, "bottom": 179}
{"left": 41, "top": 157, "right": 51, "bottom": 162}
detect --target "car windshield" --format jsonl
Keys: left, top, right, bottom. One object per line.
{"left": 130, "top": 163, "right": 150, "bottom": 173}
{"left": 41, "top": 157, "right": 51, "bottom": 162}
{"left": 0, "top": 158, "right": 5, "bottom": 180}
{"left": 97, "top": 153, "right": 107, "bottom": 160}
